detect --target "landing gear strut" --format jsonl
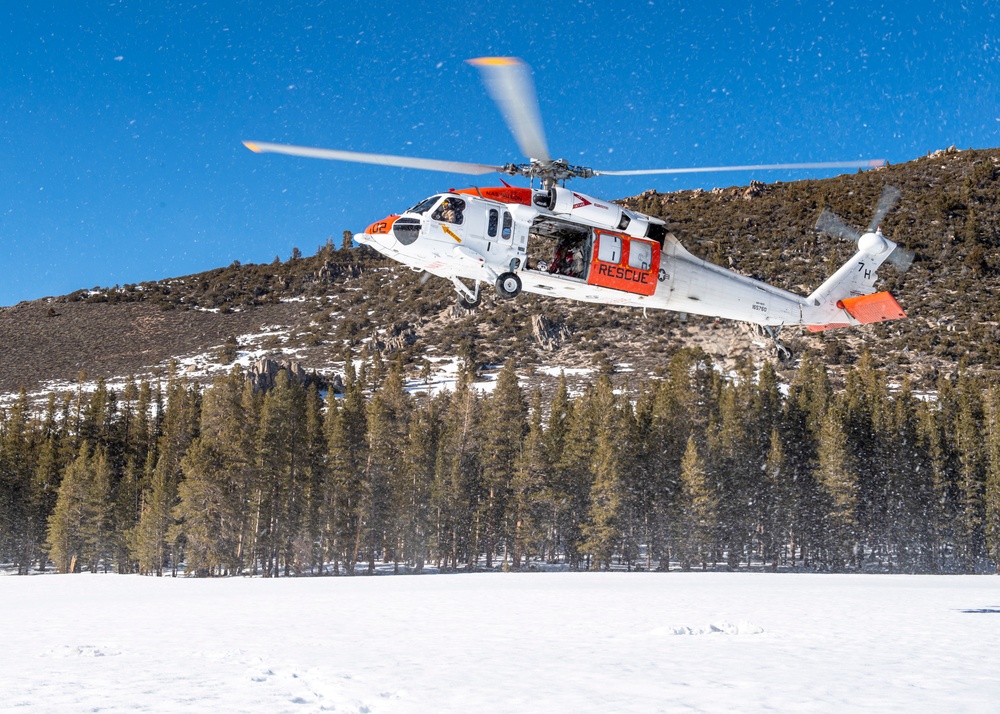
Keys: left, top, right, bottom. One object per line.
{"left": 452, "top": 277, "right": 481, "bottom": 310}
{"left": 743, "top": 322, "right": 793, "bottom": 362}
{"left": 764, "top": 325, "right": 793, "bottom": 362}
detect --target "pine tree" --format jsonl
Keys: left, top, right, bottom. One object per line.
{"left": 31, "top": 403, "right": 65, "bottom": 572}
{"left": 749, "top": 362, "right": 783, "bottom": 565}
{"left": 45, "top": 443, "right": 112, "bottom": 573}
{"left": 0, "top": 390, "right": 41, "bottom": 572}
{"left": 255, "top": 369, "right": 308, "bottom": 576}
{"left": 816, "top": 404, "right": 858, "bottom": 571}
{"left": 398, "top": 396, "right": 439, "bottom": 572}
{"left": 643, "top": 367, "right": 692, "bottom": 569}
{"left": 478, "top": 359, "right": 527, "bottom": 568}
{"left": 710, "top": 378, "right": 754, "bottom": 570}
{"left": 556, "top": 385, "right": 598, "bottom": 569}
{"left": 916, "top": 384, "right": 957, "bottom": 572}
{"left": 324, "top": 353, "right": 368, "bottom": 574}
{"left": 782, "top": 355, "right": 830, "bottom": 567}
{"left": 129, "top": 375, "right": 199, "bottom": 576}
{"left": 675, "top": 435, "right": 717, "bottom": 571}
{"left": 510, "top": 390, "right": 549, "bottom": 568}
{"left": 581, "top": 376, "right": 624, "bottom": 570}
{"left": 174, "top": 371, "right": 254, "bottom": 576}
{"left": 46, "top": 444, "right": 92, "bottom": 573}
{"left": 985, "top": 385, "right": 1000, "bottom": 574}
{"left": 300, "top": 384, "right": 328, "bottom": 574}
{"left": 761, "top": 427, "right": 790, "bottom": 570}
{"left": 952, "top": 371, "right": 988, "bottom": 571}
{"left": 360, "top": 362, "right": 409, "bottom": 573}
{"left": 540, "top": 372, "right": 571, "bottom": 563}
{"left": 432, "top": 364, "right": 481, "bottom": 570}
{"left": 842, "top": 352, "right": 891, "bottom": 568}
{"left": 885, "top": 379, "right": 935, "bottom": 572}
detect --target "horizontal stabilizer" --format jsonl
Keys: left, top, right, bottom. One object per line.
{"left": 839, "top": 291, "right": 906, "bottom": 324}
{"left": 806, "top": 291, "right": 906, "bottom": 332}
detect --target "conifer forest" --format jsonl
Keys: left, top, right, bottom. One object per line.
{"left": 2, "top": 348, "right": 1000, "bottom": 577}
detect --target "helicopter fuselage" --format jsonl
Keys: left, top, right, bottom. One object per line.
{"left": 353, "top": 185, "right": 902, "bottom": 332}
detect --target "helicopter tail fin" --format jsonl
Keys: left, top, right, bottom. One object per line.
{"left": 802, "top": 245, "right": 907, "bottom": 331}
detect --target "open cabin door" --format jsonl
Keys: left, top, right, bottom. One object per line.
{"left": 587, "top": 230, "right": 660, "bottom": 296}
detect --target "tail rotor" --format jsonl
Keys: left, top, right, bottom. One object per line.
{"left": 816, "top": 185, "right": 914, "bottom": 273}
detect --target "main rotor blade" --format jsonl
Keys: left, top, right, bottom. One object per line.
{"left": 867, "top": 185, "right": 902, "bottom": 233}
{"left": 467, "top": 57, "right": 551, "bottom": 162}
{"left": 243, "top": 141, "right": 503, "bottom": 176}
{"left": 816, "top": 209, "right": 862, "bottom": 244}
{"left": 593, "top": 159, "right": 886, "bottom": 177}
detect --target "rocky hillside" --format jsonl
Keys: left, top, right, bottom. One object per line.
{"left": 1, "top": 146, "right": 998, "bottom": 401}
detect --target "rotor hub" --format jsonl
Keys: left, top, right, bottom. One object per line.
{"left": 501, "top": 159, "right": 596, "bottom": 187}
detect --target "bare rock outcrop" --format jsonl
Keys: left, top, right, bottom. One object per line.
{"left": 531, "top": 313, "right": 570, "bottom": 351}
{"left": 247, "top": 356, "right": 323, "bottom": 393}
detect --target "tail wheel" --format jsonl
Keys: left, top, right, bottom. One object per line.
{"left": 457, "top": 293, "right": 481, "bottom": 310}
{"left": 495, "top": 272, "right": 522, "bottom": 300}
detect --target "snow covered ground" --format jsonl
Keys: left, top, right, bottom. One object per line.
{"left": 2, "top": 572, "right": 998, "bottom": 713}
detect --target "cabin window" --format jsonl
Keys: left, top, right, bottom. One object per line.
{"left": 431, "top": 197, "right": 465, "bottom": 224}
{"left": 629, "top": 241, "right": 652, "bottom": 271}
{"left": 502, "top": 212, "right": 513, "bottom": 240}
{"left": 597, "top": 233, "right": 622, "bottom": 263}
{"left": 488, "top": 209, "right": 499, "bottom": 237}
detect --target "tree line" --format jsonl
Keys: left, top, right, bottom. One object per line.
{"left": 1, "top": 349, "right": 999, "bottom": 576}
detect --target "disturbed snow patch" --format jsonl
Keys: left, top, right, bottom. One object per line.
{"left": 42, "top": 645, "right": 121, "bottom": 658}
{"left": 655, "top": 621, "right": 764, "bottom": 636}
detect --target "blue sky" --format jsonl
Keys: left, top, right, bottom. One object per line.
{"left": 2, "top": 1, "right": 998, "bottom": 306}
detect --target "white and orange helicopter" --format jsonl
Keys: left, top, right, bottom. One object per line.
{"left": 245, "top": 57, "right": 913, "bottom": 359}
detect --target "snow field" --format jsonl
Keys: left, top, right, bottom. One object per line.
{"left": 1, "top": 573, "right": 999, "bottom": 713}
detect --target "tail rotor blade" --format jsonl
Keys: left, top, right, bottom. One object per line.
{"left": 867, "top": 185, "right": 902, "bottom": 232}
{"left": 468, "top": 57, "right": 551, "bottom": 162}
{"left": 887, "top": 245, "right": 915, "bottom": 273}
{"left": 816, "top": 209, "right": 862, "bottom": 244}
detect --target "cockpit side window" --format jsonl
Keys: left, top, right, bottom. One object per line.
{"left": 431, "top": 197, "right": 466, "bottom": 225}
{"left": 405, "top": 197, "right": 439, "bottom": 215}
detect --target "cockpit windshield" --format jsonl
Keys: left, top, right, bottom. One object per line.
{"left": 404, "top": 196, "right": 440, "bottom": 215}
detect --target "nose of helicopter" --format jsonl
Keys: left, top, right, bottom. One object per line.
{"left": 355, "top": 215, "right": 400, "bottom": 251}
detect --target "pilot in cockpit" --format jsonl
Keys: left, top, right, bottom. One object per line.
{"left": 432, "top": 198, "right": 463, "bottom": 224}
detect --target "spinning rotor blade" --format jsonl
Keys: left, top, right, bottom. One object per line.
{"left": 243, "top": 141, "right": 503, "bottom": 176}
{"left": 887, "top": 245, "right": 915, "bottom": 272}
{"left": 816, "top": 185, "right": 914, "bottom": 272}
{"left": 867, "top": 185, "right": 902, "bottom": 233}
{"left": 593, "top": 159, "right": 886, "bottom": 177}
{"left": 815, "top": 209, "right": 862, "bottom": 243}
{"left": 467, "top": 57, "right": 551, "bottom": 162}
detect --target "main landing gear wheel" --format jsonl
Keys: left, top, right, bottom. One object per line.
{"left": 495, "top": 272, "right": 522, "bottom": 300}
{"left": 457, "top": 293, "right": 481, "bottom": 310}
